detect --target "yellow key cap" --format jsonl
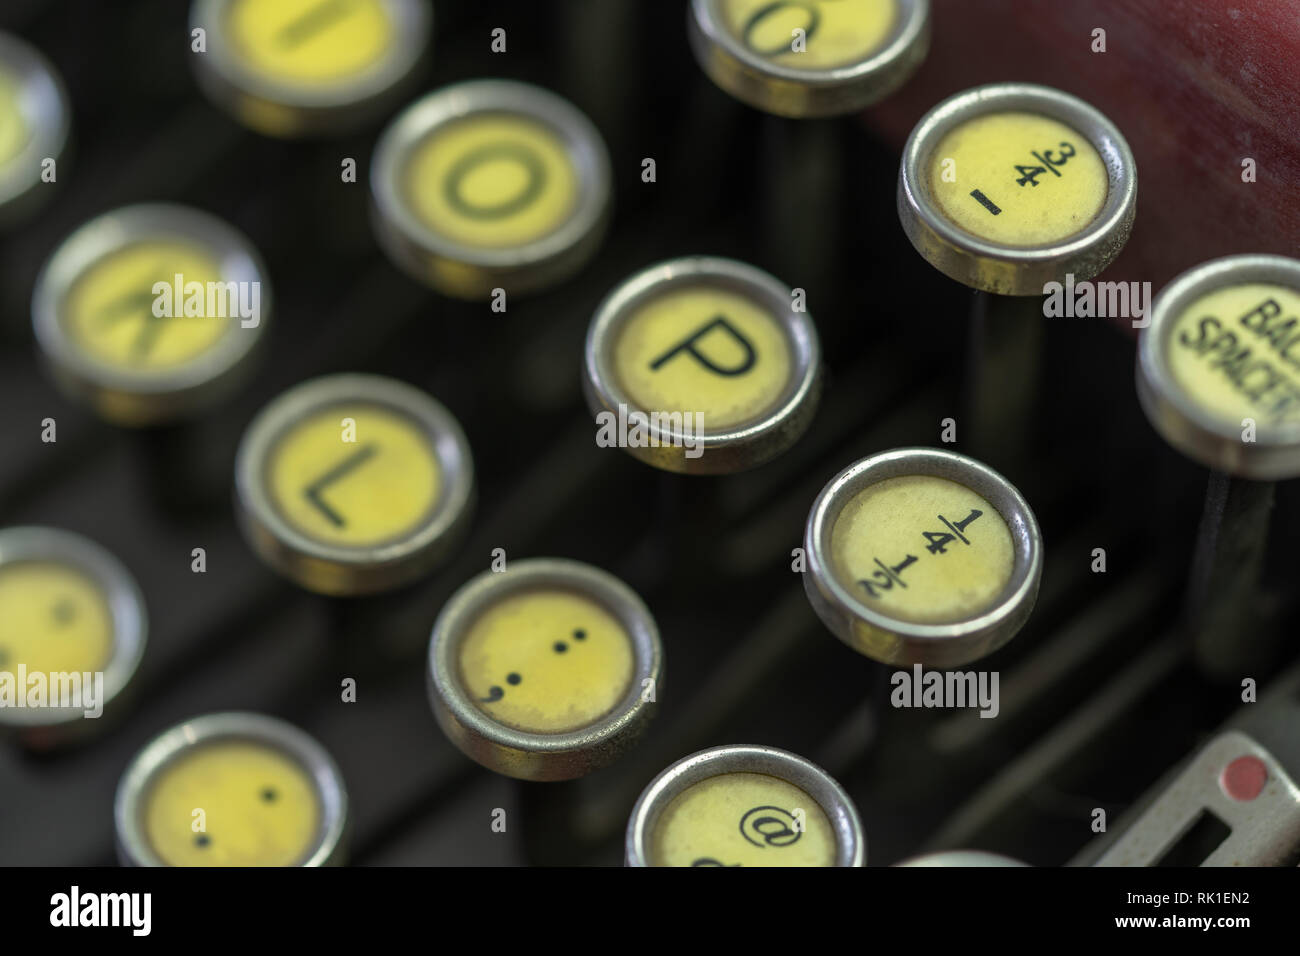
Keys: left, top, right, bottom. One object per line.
{"left": 688, "top": 0, "right": 930, "bottom": 117}
{"left": 236, "top": 373, "right": 474, "bottom": 595}
{"left": 0, "top": 527, "right": 146, "bottom": 742}
{"left": 0, "top": 32, "right": 68, "bottom": 222}
{"left": 804, "top": 448, "right": 1042, "bottom": 666}
{"left": 189, "top": 0, "right": 430, "bottom": 137}
{"left": 928, "top": 112, "right": 1109, "bottom": 248}
{"left": 832, "top": 475, "right": 1014, "bottom": 625}
{"left": 371, "top": 80, "right": 611, "bottom": 298}
{"left": 625, "top": 745, "right": 865, "bottom": 866}
{"left": 115, "top": 713, "right": 348, "bottom": 867}
{"left": 899, "top": 83, "right": 1137, "bottom": 295}
{"left": 584, "top": 257, "right": 821, "bottom": 473}
{"left": 458, "top": 590, "right": 634, "bottom": 734}
{"left": 1138, "top": 255, "right": 1300, "bottom": 479}
{"left": 428, "top": 558, "right": 662, "bottom": 780}
{"left": 32, "top": 204, "right": 271, "bottom": 426}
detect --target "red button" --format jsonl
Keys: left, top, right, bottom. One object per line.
{"left": 1220, "top": 755, "right": 1268, "bottom": 801}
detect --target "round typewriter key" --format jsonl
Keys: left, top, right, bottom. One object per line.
{"left": 0, "top": 527, "right": 146, "bottom": 742}
{"left": 428, "top": 558, "right": 662, "bottom": 781}
{"left": 371, "top": 79, "right": 612, "bottom": 298}
{"left": 688, "top": 0, "right": 930, "bottom": 118}
{"left": 804, "top": 448, "right": 1041, "bottom": 667}
{"left": 1137, "top": 255, "right": 1300, "bottom": 479}
{"left": 1136, "top": 256, "right": 1300, "bottom": 679}
{"left": 896, "top": 850, "right": 1028, "bottom": 866}
{"left": 189, "top": 0, "right": 430, "bottom": 137}
{"left": 0, "top": 32, "right": 69, "bottom": 222}
{"left": 235, "top": 373, "right": 474, "bottom": 596}
{"left": 584, "top": 257, "right": 821, "bottom": 474}
{"left": 32, "top": 204, "right": 271, "bottom": 426}
{"left": 625, "top": 745, "right": 865, "bottom": 866}
{"left": 898, "top": 83, "right": 1136, "bottom": 296}
{"left": 115, "top": 712, "right": 347, "bottom": 866}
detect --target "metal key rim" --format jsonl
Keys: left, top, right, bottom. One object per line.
{"left": 0, "top": 527, "right": 147, "bottom": 730}
{"left": 898, "top": 83, "right": 1137, "bottom": 296}
{"left": 235, "top": 373, "right": 475, "bottom": 595}
{"left": 1136, "top": 254, "right": 1300, "bottom": 480}
{"left": 688, "top": 0, "right": 931, "bottom": 117}
{"left": 115, "top": 711, "right": 348, "bottom": 867}
{"left": 583, "top": 256, "right": 822, "bottom": 474}
{"left": 428, "top": 558, "right": 662, "bottom": 781}
{"left": 190, "top": 0, "right": 430, "bottom": 111}
{"left": 803, "top": 447, "right": 1042, "bottom": 667}
{"left": 895, "top": 850, "right": 1029, "bottom": 866}
{"left": 624, "top": 744, "right": 866, "bottom": 866}
{"left": 0, "top": 31, "right": 69, "bottom": 209}
{"left": 31, "top": 203, "right": 271, "bottom": 419}
{"left": 370, "top": 79, "right": 612, "bottom": 290}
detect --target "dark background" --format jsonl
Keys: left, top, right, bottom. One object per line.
{"left": 1, "top": 0, "right": 1297, "bottom": 866}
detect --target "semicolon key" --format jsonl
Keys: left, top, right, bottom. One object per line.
{"left": 1136, "top": 254, "right": 1300, "bottom": 679}
{"left": 234, "top": 373, "right": 475, "bottom": 596}
{"left": 427, "top": 558, "right": 663, "bottom": 781}
{"left": 583, "top": 257, "right": 822, "bottom": 474}
{"left": 624, "top": 745, "right": 865, "bottom": 866}
{"left": 188, "top": 0, "right": 431, "bottom": 136}
{"left": 371, "top": 79, "right": 612, "bottom": 299}
{"left": 898, "top": 83, "right": 1137, "bottom": 468}
{"left": 0, "top": 526, "right": 147, "bottom": 750}
{"left": 115, "top": 712, "right": 348, "bottom": 866}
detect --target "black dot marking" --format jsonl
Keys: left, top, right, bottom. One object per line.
{"left": 261, "top": 787, "right": 278, "bottom": 803}
{"left": 554, "top": 642, "right": 568, "bottom": 653}
{"left": 52, "top": 598, "right": 76, "bottom": 625}
{"left": 573, "top": 629, "right": 586, "bottom": 641}
{"left": 195, "top": 834, "right": 211, "bottom": 848}
{"left": 506, "top": 672, "right": 521, "bottom": 685}
{"left": 479, "top": 686, "right": 504, "bottom": 703}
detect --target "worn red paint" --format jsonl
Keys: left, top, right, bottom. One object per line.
{"left": 866, "top": 0, "right": 1300, "bottom": 333}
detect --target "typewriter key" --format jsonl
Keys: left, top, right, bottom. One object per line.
{"left": 899, "top": 84, "right": 1136, "bottom": 466}
{"left": 371, "top": 79, "right": 611, "bottom": 299}
{"left": 235, "top": 373, "right": 475, "bottom": 596}
{"left": 625, "top": 745, "right": 865, "bottom": 866}
{"left": 32, "top": 204, "right": 270, "bottom": 426}
{"left": 583, "top": 257, "right": 821, "bottom": 474}
{"left": 188, "top": 0, "right": 430, "bottom": 137}
{"left": 428, "top": 559, "right": 662, "bottom": 781}
{"left": 803, "top": 448, "right": 1042, "bottom": 667}
{"left": 1137, "top": 255, "right": 1300, "bottom": 677}
{"left": 897, "top": 850, "right": 1028, "bottom": 866}
{"left": 899, "top": 82, "right": 1136, "bottom": 296}
{"left": 688, "top": 0, "right": 930, "bottom": 118}
{"left": 0, "top": 32, "right": 68, "bottom": 222}
{"left": 0, "top": 527, "right": 146, "bottom": 746}
{"left": 1138, "top": 255, "right": 1300, "bottom": 480}
{"left": 115, "top": 712, "right": 348, "bottom": 866}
